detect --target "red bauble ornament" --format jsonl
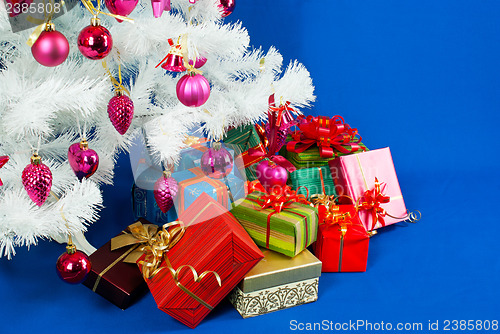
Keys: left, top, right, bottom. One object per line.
{"left": 22, "top": 154, "right": 52, "bottom": 206}
{"left": 255, "top": 160, "right": 288, "bottom": 193}
{"left": 153, "top": 171, "right": 178, "bottom": 213}
{"left": 0, "top": 155, "right": 8, "bottom": 186}
{"left": 108, "top": 91, "right": 134, "bottom": 135}
{"left": 105, "top": 0, "right": 139, "bottom": 22}
{"left": 77, "top": 18, "right": 113, "bottom": 60}
{"left": 219, "top": 0, "right": 235, "bottom": 17}
{"left": 176, "top": 73, "right": 210, "bottom": 107}
{"left": 200, "top": 142, "right": 233, "bottom": 179}
{"left": 31, "top": 23, "right": 69, "bottom": 67}
{"left": 68, "top": 140, "right": 99, "bottom": 181}
{"left": 56, "top": 244, "right": 91, "bottom": 284}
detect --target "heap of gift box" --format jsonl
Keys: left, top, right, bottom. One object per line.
{"left": 82, "top": 96, "right": 418, "bottom": 328}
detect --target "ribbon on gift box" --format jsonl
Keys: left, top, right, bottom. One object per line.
{"left": 111, "top": 221, "right": 221, "bottom": 311}
{"left": 183, "top": 135, "right": 208, "bottom": 152}
{"left": 176, "top": 167, "right": 229, "bottom": 213}
{"left": 247, "top": 186, "right": 310, "bottom": 248}
{"left": 286, "top": 115, "right": 364, "bottom": 159}
{"left": 240, "top": 95, "right": 297, "bottom": 173}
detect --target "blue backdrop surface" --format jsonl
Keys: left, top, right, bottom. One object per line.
{"left": 2, "top": 1, "right": 500, "bottom": 333}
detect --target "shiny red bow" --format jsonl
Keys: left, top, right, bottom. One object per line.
{"left": 357, "top": 178, "right": 391, "bottom": 230}
{"left": 287, "top": 115, "right": 363, "bottom": 158}
{"left": 0, "top": 156, "right": 9, "bottom": 186}
{"left": 256, "top": 185, "right": 309, "bottom": 213}
{"left": 242, "top": 95, "right": 297, "bottom": 172}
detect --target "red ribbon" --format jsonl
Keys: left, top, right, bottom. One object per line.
{"left": 0, "top": 156, "right": 9, "bottom": 186}
{"left": 357, "top": 177, "right": 391, "bottom": 231}
{"left": 241, "top": 95, "right": 297, "bottom": 173}
{"left": 248, "top": 185, "right": 310, "bottom": 248}
{"left": 286, "top": 115, "right": 364, "bottom": 158}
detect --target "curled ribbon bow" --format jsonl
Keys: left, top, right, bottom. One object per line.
{"left": 356, "top": 177, "right": 391, "bottom": 231}
{"left": 113, "top": 220, "right": 221, "bottom": 311}
{"left": 287, "top": 115, "right": 364, "bottom": 158}
{"left": 256, "top": 185, "right": 309, "bottom": 213}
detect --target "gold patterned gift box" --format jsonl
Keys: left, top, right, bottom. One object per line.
{"left": 228, "top": 248, "right": 322, "bottom": 318}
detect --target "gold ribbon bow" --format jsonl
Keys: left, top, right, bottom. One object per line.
{"left": 114, "top": 221, "right": 222, "bottom": 311}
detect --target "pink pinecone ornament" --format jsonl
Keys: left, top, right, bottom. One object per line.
{"left": 108, "top": 92, "right": 134, "bottom": 135}
{"left": 153, "top": 171, "right": 178, "bottom": 213}
{"left": 22, "top": 154, "right": 52, "bottom": 206}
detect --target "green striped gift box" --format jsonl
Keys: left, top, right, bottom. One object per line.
{"left": 290, "top": 165, "right": 337, "bottom": 198}
{"left": 223, "top": 124, "right": 266, "bottom": 181}
{"left": 231, "top": 191, "right": 318, "bottom": 257}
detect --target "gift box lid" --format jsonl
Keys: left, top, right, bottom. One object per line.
{"left": 238, "top": 248, "right": 321, "bottom": 293}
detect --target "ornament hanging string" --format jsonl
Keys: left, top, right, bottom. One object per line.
{"left": 50, "top": 191, "right": 75, "bottom": 246}
{"left": 102, "top": 60, "right": 130, "bottom": 96}
{"left": 80, "top": 0, "right": 134, "bottom": 23}
{"left": 26, "top": 0, "right": 57, "bottom": 46}
{"left": 26, "top": 137, "right": 42, "bottom": 156}
{"left": 180, "top": 34, "right": 203, "bottom": 75}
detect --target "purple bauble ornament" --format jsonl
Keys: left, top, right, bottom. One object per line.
{"left": 22, "top": 154, "right": 52, "bottom": 206}
{"left": 108, "top": 92, "right": 134, "bottom": 135}
{"left": 31, "top": 24, "right": 69, "bottom": 67}
{"left": 256, "top": 160, "right": 288, "bottom": 193}
{"left": 219, "top": 0, "right": 235, "bottom": 17}
{"left": 68, "top": 140, "right": 99, "bottom": 181}
{"left": 56, "top": 245, "right": 91, "bottom": 284}
{"left": 176, "top": 73, "right": 210, "bottom": 107}
{"left": 153, "top": 171, "right": 178, "bottom": 213}
{"left": 200, "top": 142, "right": 233, "bottom": 179}
{"left": 77, "top": 18, "right": 113, "bottom": 60}
{"left": 105, "top": 0, "right": 139, "bottom": 22}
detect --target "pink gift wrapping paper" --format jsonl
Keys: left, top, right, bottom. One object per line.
{"left": 328, "top": 147, "right": 407, "bottom": 231}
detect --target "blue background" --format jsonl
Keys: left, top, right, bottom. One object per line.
{"left": 2, "top": 1, "right": 499, "bottom": 333}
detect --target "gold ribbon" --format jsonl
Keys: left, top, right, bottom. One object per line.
{"left": 80, "top": 0, "right": 134, "bottom": 22}
{"left": 113, "top": 220, "right": 222, "bottom": 311}
{"left": 179, "top": 33, "right": 203, "bottom": 75}
{"left": 102, "top": 60, "right": 130, "bottom": 96}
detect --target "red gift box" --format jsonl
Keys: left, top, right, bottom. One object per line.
{"left": 313, "top": 204, "right": 371, "bottom": 272}
{"left": 138, "top": 192, "right": 263, "bottom": 328}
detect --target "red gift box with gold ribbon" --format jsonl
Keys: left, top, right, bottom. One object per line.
{"left": 135, "top": 193, "right": 263, "bottom": 328}
{"left": 312, "top": 204, "right": 371, "bottom": 272}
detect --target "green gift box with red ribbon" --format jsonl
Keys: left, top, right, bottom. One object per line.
{"left": 230, "top": 191, "right": 318, "bottom": 258}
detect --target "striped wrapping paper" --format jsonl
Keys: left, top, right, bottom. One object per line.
{"left": 138, "top": 193, "right": 263, "bottom": 328}
{"left": 290, "top": 165, "right": 337, "bottom": 198}
{"left": 231, "top": 191, "right": 318, "bottom": 257}
{"left": 223, "top": 124, "right": 264, "bottom": 181}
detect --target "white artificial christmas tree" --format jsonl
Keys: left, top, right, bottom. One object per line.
{"left": 0, "top": 0, "right": 314, "bottom": 259}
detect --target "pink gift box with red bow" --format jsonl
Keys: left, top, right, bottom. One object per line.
{"left": 328, "top": 147, "right": 408, "bottom": 231}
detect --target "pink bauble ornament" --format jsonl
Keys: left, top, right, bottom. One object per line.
{"left": 105, "top": 0, "right": 139, "bottom": 22}
{"left": 256, "top": 160, "right": 288, "bottom": 193}
{"left": 200, "top": 142, "right": 233, "bottom": 179}
{"left": 22, "top": 154, "right": 52, "bottom": 206}
{"left": 56, "top": 244, "right": 91, "bottom": 284}
{"left": 176, "top": 73, "right": 210, "bottom": 107}
{"left": 0, "top": 155, "right": 9, "bottom": 186}
{"left": 31, "top": 24, "right": 69, "bottom": 67}
{"left": 77, "top": 18, "right": 113, "bottom": 60}
{"left": 153, "top": 171, "right": 178, "bottom": 213}
{"left": 68, "top": 140, "right": 99, "bottom": 181}
{"left": 108, "top": 92, "right": 134, "bottom": 135}
{"left": 151, "top": 0, "right": 171, "bottom": 18}
{"left": 194, "top": 56, "right": 207, "bottom": 69}
{"left": 219, "top": 0, "right": 235, "bottom": 17}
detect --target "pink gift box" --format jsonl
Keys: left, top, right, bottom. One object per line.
{"left": 328, "top": 147, "right": 407, "bottom": 231}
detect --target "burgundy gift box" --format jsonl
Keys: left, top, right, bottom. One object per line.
{"left": 82, "top": 219, "right": 151, "bottom": 309}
